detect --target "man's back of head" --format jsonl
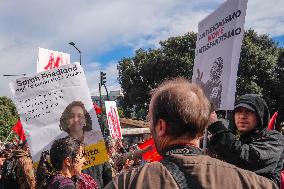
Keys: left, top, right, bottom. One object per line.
{"left": 149, "top": 78, "right": 210, "bottom": 146}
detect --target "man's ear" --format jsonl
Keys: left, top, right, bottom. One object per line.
{"left": 156, "top": 119, "right": 167, "bottom": 137}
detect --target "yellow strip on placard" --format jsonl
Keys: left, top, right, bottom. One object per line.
{"left": 33, "top": 140, "right": 109, "bottom": 170}
{"left": 82, "top": 140, "right": 109, "bottom": 169}
{"left": 33, "top": 161, "right": 39, "bottom": 169}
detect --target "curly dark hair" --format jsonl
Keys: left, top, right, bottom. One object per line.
{"left": 36, "top": 151, "right": 53, "bottom": 189}
{"left": 59, "top": 101, "right": 92, "bottom": 133}
{"left": 50, "top": 136, "right": 82, "bottom": 171}
{"left": 36, "top": 136, "right": 83, "bottom": 189}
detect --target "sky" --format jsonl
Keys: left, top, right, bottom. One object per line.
{"left": 0, "top": 0, "right": 284, "bottom": 97}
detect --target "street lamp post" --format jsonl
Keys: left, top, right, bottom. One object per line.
{"left": 69, "top": 42, "right": 82, "bottom": 65}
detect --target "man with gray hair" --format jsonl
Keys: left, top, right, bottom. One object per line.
{"left": 105, "top": 78, "right": 277, "bottom": 189}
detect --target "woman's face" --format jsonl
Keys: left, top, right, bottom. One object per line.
{"left": 70, "top": 146, "right": 85, "bottom": 176}
{"left": 68, "top": 106, "right": 86, "bottom": 133}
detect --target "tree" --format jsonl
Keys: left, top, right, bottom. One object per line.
{"left": 236, "top": 29, "right": 280, "bottom": 109}
{"left": 118, "top": 30, "right": 283, "bottom": 123}
{"left": 274, "top": 47, "right": 284, "bottom": 129}
{"left": 118, "top": 32, "right": 197, "bottom": 119}
{"left": 0, "top": 96, "right": 19, "bottom": 141}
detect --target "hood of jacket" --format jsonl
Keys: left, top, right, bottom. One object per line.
{"left": 234, "top": 94, "right": 270, "bottom": 133}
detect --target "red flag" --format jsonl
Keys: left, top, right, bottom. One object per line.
{"left": 93, "top": 103, "right": 102, "bottom": 114}
{"left": 268, "top": 112, "right": 278, "bottom": 130}
{"left": 12, "top": 120, "right": 26, "bottom": 141}
{"left": 138, "top": 138, "right": 163, "bottom": 162}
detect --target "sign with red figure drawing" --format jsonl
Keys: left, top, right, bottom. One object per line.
{"left": 192, "top": 0, "right": 248, "bottom": 110}
{"left": 105, "top": 101, "right": 122, "bottom": 139}
{"left": 37, "top": 47, "right": 70, "bottom": 73}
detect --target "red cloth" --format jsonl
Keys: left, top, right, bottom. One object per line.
{"left": 78, "top": 173, "right": 99, "bottom": 189}
{"left": 12, "top": 120, "right": 26, "bottom": 141}
{"left": 93, "top": 103, "right": 102, "bottom": 114}
{"left": 138, "top": 138, "right": 163, "bottom": 162}
{"left": 268, "top": 112, "right": 278, "bottom": 130}
{"left": 281, "top": 170, "right": 284, "bottom": 189}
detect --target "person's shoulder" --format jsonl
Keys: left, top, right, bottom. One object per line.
{"left": 185, "top": 155, "right": 277, "bottom": 188}
{"left": 265, "top": 129, "right": 283, "bottom": 136}
{"left": 49, "top": 175, "right": 75, "bottom": 189}
{"left": 106, "top": 162, "right": 178, "bottom": 189}
{"left": 176, "top": 154, "right": 251, "bottom": 174}
{"left": 262, "top": 129, "right": 284, "bottom": 141}
{"left": 174, "top": 154, "right": 236, "bottom": 169}
{"left": 141, "top": 161, "right": 169, "bottom": 172}
{"left": 79, "top": 173, "right": 98, "bottom": 188}
{"left": 232, "top": 167, "right": 278, "bottom": 188}
{"left": 112, "top": 161, "right": 165, "bottom": 178}
{"left": 201, "top": 155, "right": 277, "bottom": 188}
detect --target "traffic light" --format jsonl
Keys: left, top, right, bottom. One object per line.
{"left": 100, "top": 71, "right": 106, "bottom": 85}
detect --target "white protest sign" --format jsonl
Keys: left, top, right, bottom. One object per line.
{"left": 192, "top": 0, "right": 248, "bottom": 110}
{"left": 10, "top": 63, "right": 108, "bottom": 168}
{"left": 105, "top": 101, "right": 122, "bottom": 139}
{"left": 37, "top": 47, "right": 70, "bottom": 73}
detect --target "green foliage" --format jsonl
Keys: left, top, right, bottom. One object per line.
{"left": 0, "top": 96, "right": 19, "bottom": 141}
{"left": 117, "top": 107, "right": 124, "bottom": 118}
{"left": 236, "top": 29, "right": 280, "bottom": 110}
{"left": 276, "top": 48, "right": 284, "bottom": 100}
{"left": 118, "top": 29, "right": 284, "bottom": 125}
{"left": 274, "top": 47, "right": 284, "bottom": 129}
{"left": 118, "top": 32, "right": 197, "bottom": 119}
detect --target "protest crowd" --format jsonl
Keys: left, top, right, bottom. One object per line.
{"left": 1, "top": 1, "right": 284, "bottom": 189}
{"left": 0, "top": 77, "right": 284, "bottom": 189}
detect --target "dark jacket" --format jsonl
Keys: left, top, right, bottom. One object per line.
{"left": 208, "top": 94, "right": 284, "bottom": 187}
{"left": 104, "top": 145, "right": 278, "bottom": 189}
{"left": 1, "top": 149, "right": 36, "bottom": 189}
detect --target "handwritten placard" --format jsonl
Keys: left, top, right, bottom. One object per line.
{"left": 10, "top": 63, "right": 108, "bottom": 168}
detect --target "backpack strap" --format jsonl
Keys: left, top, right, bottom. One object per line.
{"left": 161, "top": 158, "right": 188, "bottom": 189}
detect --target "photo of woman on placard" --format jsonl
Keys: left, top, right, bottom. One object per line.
{"left": 59, "top": 101, "right": 103, "bottom": 146}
